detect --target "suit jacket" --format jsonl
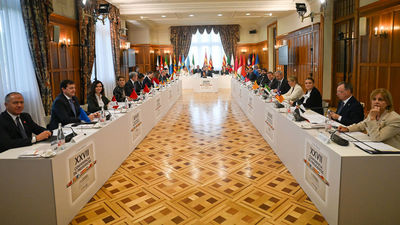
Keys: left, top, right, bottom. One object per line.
{"left": 297, "top": 87, "right": 323, "bottom": 115}
{"left": 349, "top": 111, "right": 400, "bottom": 149}
{"left": 134, "top": 81, "right": 144, "bottom": 94}
{"left": 271, "top": 78, "right": 290, "bottom": 94}
{"left": 113, "top": 86, "right": 126, "bottom": 102}
{"left": 87, "top": 94, "right": 110, "bottom": 113}
{"left": 159, "top": 76, "right": 167, "bottom": 83}
{"left": 124, "top": 79, "right": 135, "bottom": 97}
{"left": 207, "top": 71, "right": 213, "bottom": 77}
{"left": 143, "top": 76, "right": 153, "bottom": 88}
{"left": 268, "top": 78, "right": 278, "bottom": 88}
{"left": 335, "top": 96, "right": 364, "bottom": 126}
{"left": 282, "top": 84, "right": 304, "bottom": 102}
{"left": 48, "top": 94, "right": 81, "bottom": 130}
{"left": 0, "top": 111, "right": 47, "bottom": 152}
{"left": 256, "top": 75, "right": 268, "bottom": 87}
{"left": 248, "top": 72, "right": 257, "bottom": 82}
{"left": 193, "top": 68, "right": 202, "bottom": 74}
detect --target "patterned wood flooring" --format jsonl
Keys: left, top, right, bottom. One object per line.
{"left": 70, "top": 90, "right": 328, "bottom": 225}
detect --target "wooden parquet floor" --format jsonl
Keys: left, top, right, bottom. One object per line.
{"left": 70, "top": 90, "right": 328, "bottom": 225}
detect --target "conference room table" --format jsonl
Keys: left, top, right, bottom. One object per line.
{"left": 231, "top": 78, "right": 400, "bottom": 225}
{"left": 0, "top": 80, "right": 182, "bottom": 225}
{"left": 181, "top": 74, "right": 232, "bottom": 92}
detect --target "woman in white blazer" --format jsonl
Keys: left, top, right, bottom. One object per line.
{"left": 283, "top": 76, "right": 304, "bottom": 102}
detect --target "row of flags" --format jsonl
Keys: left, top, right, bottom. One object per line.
{"left": 155, "top": 53, "right": 261, "bottom": 74}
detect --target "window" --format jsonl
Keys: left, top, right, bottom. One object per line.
{"left": 188, "top": 29, "right": 226, "bottom": 70}
{"left": 0, "top": 0, "right": 46, "bottom": 125}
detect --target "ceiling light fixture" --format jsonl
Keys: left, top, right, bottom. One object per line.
{"left": 246, "top": 13, "right": 251, "bottom": 16}
{"left": 189, "top": 14, "right": 194, "bottom": 17}
{"left": 218, "top": 14, "right": 223, "bottom": 17}
{"left": 265, "top": 13, "right": 272, "bottom": 16}
{"left": 161, "top": 15, "right": 166, "bottom": 18}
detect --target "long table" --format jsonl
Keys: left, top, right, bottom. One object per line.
{"left": 0, "top": 80, "right": 182, "bottom": 225}
{"left": 231, "top": 79, "right": 400, "bottom": 225}
{"left": 181, "top": 75, "right": 231, "bottom": 92}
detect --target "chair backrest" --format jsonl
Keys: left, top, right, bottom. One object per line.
{"left": 81, "top": 104, "right": 88, "bottom": 111}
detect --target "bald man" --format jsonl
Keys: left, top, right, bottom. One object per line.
{"left": 0, "top": 92, "right": 51, "bottom": 153}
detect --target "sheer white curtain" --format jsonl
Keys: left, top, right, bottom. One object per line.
{"left": 91, "top": 16, "right": 115, "bottom": 99}
{"left": 187, "top": 29, "right": 226, "bottom": 71}
{"left": 0, "top": 0, "right": 46, "bottom": 126}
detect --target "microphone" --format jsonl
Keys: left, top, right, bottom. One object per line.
{"left": 62, "top": 126, "right": 77, "bottom": 143}
{"left": 330, "top": 130, "right": 349, "bottom": 146}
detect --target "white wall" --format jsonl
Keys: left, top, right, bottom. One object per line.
{"left": 238, "top": 24, "right": 260, "bottom": 43}
{"left": 127, "top": 23, "right": 151, "bottom": 44}
{"left": 360, "top": 0, "right": 379, "bottom": 7}
{"left": 52, "top": 0, "right": 76, "bottom": 19}
{"left": 277, "top": 1, "right": 321, "bottom": 36}
{"left": 150, "top": 26, "right": 171, "bottom": 45}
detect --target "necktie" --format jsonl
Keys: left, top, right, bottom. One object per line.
{"left": 69, "top": 99, "right": 77, "bottom": 116}
{"left": 337, "top": 102, "right": 344, "bottom": 114}
{"left": 16, "top": 116, "right": 28, "bottom": 139}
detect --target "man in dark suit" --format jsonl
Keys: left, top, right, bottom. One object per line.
{"left": 135, "top": 73, "right": 145, "bottom": 94}
{"left": 265, "top": 71, "right": 276, "bottom": 87}
{"left": 125, "top": 72, "right": 138, "bottom": 97}
{"left": 256, "top": 69, "right": 268, "bottom": 87}
{"left": 248, "top": 68, "right": 257, "bottom": 82}
{"left": 193, "top": 65, "right": 202, "bottom": 74}
{"left": 48, "top": 80, "right": 97, "bottom": 130}
{"left": 0, "top": 92, "right": 51, "bottom": 152}
{"left": 159, "top": 70, "right": 168, "bottom": 83}
{"left": 329, "top": 82, "right": 364, "bottom": 126}
{"left": 271, "top": 71, "right": 290, "bottom": 94}
{"left": 113, "top": 76, "right": 126, "bottom": 102}
{"left": 143, "top": 71, "right": 154, "bottom": 88}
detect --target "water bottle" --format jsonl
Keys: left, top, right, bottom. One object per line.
{"left": 325, "top": 117, "right": 333, "bottom": 132}
{"left": 125, "top": 96, "right": 129, "bottom": 109}
{"left": 100, "top": 106, "right": 106, "bottom": 123}
{"left": 57, "top": 123, "right": 65, "bottom": 150}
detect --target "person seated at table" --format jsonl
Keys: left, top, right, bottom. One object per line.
{"left": 338, "top": 89, "right": 400, "bottom": 149}
{"left": 248, "top": 68, "right": 257, "bottom": 82}
{"left": 152, "top": 72, "right": 160, "bottom": 86}
{"left": 295, "top": 77, "right": 323, "bottom": 115}
{"left": 113, "top": 76, "right": 126, "bottom": 102}
{"left": 328, "top": 82, "right": 364, "bottom": 126}
{"left": 48, "top": 80, "right": 99, "bottom": 130}
{"left": 265, "top": 71, "right": 276, "bottom": 87}
{"left": 257, "top": 69, "right": 268, "bottom": 87}
{"left": 221, "top": 66, "right": 229, "bottom": 75}
{"left": 270, "top": 70, "right": 290, "bottom": 94}
{"left": 159, "top": 70, "right": 168, "bottom": 83}
{"left": 125, "top": 72, "right": 137, "bottom": 97}
{"left": 282, "top": 76, "right": 303, "bottom": 102}
{"left": 193, "top": 65, "right": 202, "bottom": 74}
{"left": 87, "top": 80, "right": 110, "bottom": 113}
{"left": 202, "top": 67, "right": 212, "bottom": 78}
{"left": 144, "top": 71, "right": 154, "bottom": 88}
{"left": 0, "top": 92, "right": 52, "bottom": 153}
{"left": 181, "top": 66, "right": 189, "bottom": 76}
{"left": 135, "top": 73, "right": 145, "bottom": 94}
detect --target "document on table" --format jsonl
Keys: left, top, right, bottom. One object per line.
{"left": 339, "top": 132, "right": 372, "bottom": 142}
{"left": 301, "top": 111, "right": 326, "bottom": 124}
{"left": 354, "top": 141, "right": 400, "bottom": 153}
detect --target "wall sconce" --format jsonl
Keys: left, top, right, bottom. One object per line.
{"left": 241, "top": 49, "right": 247, "bottom": 53}
{"left": 262, "top": 47, "right": 267, "bottom": 52}
{"left": 374, "top": 26, "right": 388, "bottom": 38}
{"left": 135, "top": 50, "right": 139, "bottom": 54}
{"left": 150, "top": 50, "right": 154, "bottom": 54}
{"left": 126, "top": 42, "right": 130, "bottom": 49}
{"left": 60, "top": 38, "right": 71, "bottom": 48}
{"left": 164, "top": 50, "right": 170, "bottom": 54}
{"left": 67, "top": 39, "right": 71, "bottom": 46}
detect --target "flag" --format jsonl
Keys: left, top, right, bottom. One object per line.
{"left": 222, "top": 55, "right": 226, "bottom": 68}
{"left": 178, "top": 55, "right": 181, "bottom": 72}
{"left": 264, "top": 84, "right": 271, "bottom": 95}
{"left": 173, "top": 55, "right": 177, "bottom": 75}
{"left": 111, "top": 96, "right": 119, "bottom": 109}
{"left": 251, "top": 54, "right": 255, "bottom": 67}
{"left": 247, "top": 55, "right": 251, "bottom": 67}
{"left": 255, "top": 54, "right": 259, "bottom": 67}
{"left": 237, "top": 55, "right": 242, "bottom": 76}
{"left": 169, "top": 54, "right": 173, "bottom": 75}
{"left": 275, "top": 93, "right": 285, "bottom": 103}
{"left": 226, "top": 55, "right": 230, "bottom": 67}
{"left": 209, "top": 54, "right": 213, "bottom": 70}
{"left": 192, "top": 54, "right": 195, "bottom": 67}
{"left": 252, "top": 81, "right": 259, "bottom": 90}
{"left": 230, "top": 54, "right": 234, "bottom": 68}
{"left": 241, "top": 55, "right": 247, "bottom": 77}
{"left": 234, "top": 55, "right": 238, "bottom": 73}
{"left": 129, "top": 89, "right": 138, "bottom": 100}
{"left": 186, "top": 55, "right": 190, "bottom": 70}
{"left": 203, "top": 51, "right": 208, "bottom": 68}
{"left": 79, "top": 107, "right": 91, "bottom": 122}
{"left": 164, "top": 55, "right": 168, "bottom": 69}
{"left": 143, "top": 84, "right": 150, "bottom": 93}
{"left": 152, "top": 77, "right": 160, "bottom": 85}
{"left": 156, "top": 55, "right": 160, "bottom": 72}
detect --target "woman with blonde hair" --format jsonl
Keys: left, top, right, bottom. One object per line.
{"left": 339, "top": 88, "right": 400, "bottom": 149}
{"left": 283, "top": 76, "right": 303, "bottom": 102}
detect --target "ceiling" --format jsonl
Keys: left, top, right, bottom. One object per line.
{"left": 107, "top": 0, "right": 298, "bottom": 27}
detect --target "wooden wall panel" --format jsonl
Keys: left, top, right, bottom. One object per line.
{"left": 356, "top": 3, "right": 400, "bottom": 113}
{"left": 128, "top": 44, "right": 173, "bottom": 74}
{"left": 236, "top": 40, "right": 268, "bottom": 70}
{"left": 48, "top": 14, "right": 81, "bottom": 101}
{"left": 276, "top": 24, "right": 322, "bottom": 94}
